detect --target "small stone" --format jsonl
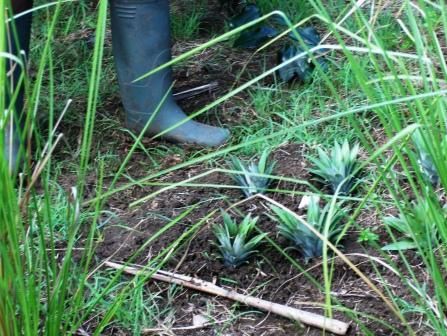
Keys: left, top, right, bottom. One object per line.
{"left": 192, "top": 314, "right": 208, "bottom": 327}
{"left": 298, "top": 195, "right": 312, "bottom": 209}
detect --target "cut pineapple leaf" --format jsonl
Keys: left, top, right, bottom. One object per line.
{"left": 307, "top": 140, "right": 361, "bottom": 195}
{"left": 277, "top": 45, "right": 313, "bottom": 82}
{"left": 228, "top": 3, "right": 261, "bottom": 29}
{"left": 288, "top": 26, "right": 321, "bottom": 46}
{"left": 234, "top": 25, "right": 278, "bottom": 49}
{"left": 270, "top": 199, "right": 346, "bottom": 262}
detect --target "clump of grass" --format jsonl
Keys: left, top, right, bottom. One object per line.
{"left": 307, "top": 140, "right": 360, "bottom": 195}
{"left": 228, "top": 149, "right": 276, "bottom": 197}
{"left": 213, "top": 211, "right": 267, "bottom": 268}
{"left": 171, "top": 1, "right": 206, "bottom": 40}
{"left": 270, "top": 196, "right": 345, "bottom": 262}
{"left": 382, "top": 198, "right": 443, "bottom": 252}
{"left": 412, "top": 129, "right": 440, "bottom": 186}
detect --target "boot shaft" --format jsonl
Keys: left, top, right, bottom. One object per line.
{"left": 110, "top": 0, "right": 173, "bottom": 85}
{"left": 110, "top": 0, "right": 176, "bottom": 118}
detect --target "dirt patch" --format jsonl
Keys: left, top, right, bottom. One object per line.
{"left": 91, "top": 143, "right": 418, "bottom": 336}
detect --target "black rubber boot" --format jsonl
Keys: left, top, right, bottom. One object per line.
{"left": 110, "top": 0, "right": 230, "bottom": 147}
{"left": 3, "top": 6, "right": 32, "bottom": 174}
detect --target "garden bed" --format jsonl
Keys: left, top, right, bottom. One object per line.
{"left": 88, "top": 143, "right": 420, "bottom": 335}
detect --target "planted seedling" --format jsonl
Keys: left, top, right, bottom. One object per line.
{"left": 227, "top": 4, "right": 327, "bottom": 82}
{"left": 412, "top": 129, "right": 440, "bottom": 186}
{"left": 270, "top": 196, "right": 345, "bottom": 262}
{"left": 308, "top": 140, "right": 361, "bottom": 195}
{"left": 213, "top": 211, "right": 267, "bottom": 268}
{"left": 228, "top": 149, "right": 276, "bottom": 197}
{"left": 277, "top": 27, "right": 328, "bottom": 83}
{"left": 382, "top": 198, "right": 444, "bottom": 251}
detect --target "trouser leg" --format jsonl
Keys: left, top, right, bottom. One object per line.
{"left": 3, "top": 0, "right": 33, "bottom": 173}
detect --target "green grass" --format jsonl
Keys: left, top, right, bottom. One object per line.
{"left": 3, "top": 0, "right": 447, "bottom": 334}
{"left": 171, "top": 0, "right": 207, "bottom": 40}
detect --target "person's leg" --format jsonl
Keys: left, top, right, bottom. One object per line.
{"left": 12, "top": 0, "right": 32, "bottom": 13}
{"left": 3, "top": 0, "right": 33, "bottom": 173}
{"left": 110, "top": 0, "right": 230, "bottom": 147}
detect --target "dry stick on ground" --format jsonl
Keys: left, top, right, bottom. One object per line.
{"left": 105, "top": 261, "right": 350, "bottom": 335}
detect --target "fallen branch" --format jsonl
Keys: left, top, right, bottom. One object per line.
{"left": 105, "top": 261, "right": 350, "bottom": 335}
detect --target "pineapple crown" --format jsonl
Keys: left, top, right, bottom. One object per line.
{"left": 228, "top": 149, "right": 276, "bottom": 197}
{"left": 270, "top": 197, "right": 345, "bottom": 262}
{"left": 213, "top": 211, "right": 267, "bottom": 268}
{"left": 307, "top": 140, "right": 360, "bottom": 195}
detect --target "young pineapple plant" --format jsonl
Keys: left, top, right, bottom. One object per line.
{"left": 308, "top": 140, "right": 360, "bottom": 195}
{"left": 213, "top": 211, "right": 267, "bottom": 268}
{"left": 412, "top": 129, "right": 440, "bottom": 186}
{"left": 382, "top": 198, "right": 444, "bottom": 251}
{"left": 228, "top": 149, "right": 276, "bottom": 197}
{"left": 270, "top": 196, "right": 345, "bottom": 262}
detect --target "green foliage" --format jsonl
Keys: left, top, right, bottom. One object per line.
{"left": 171, "top": 1, "right": 206, "bottom": 40}
{"left": 270, "top": 196, "right": 345, "bottom": 262}
{"left": 28, "top": 183, "right": 104, "bottom": 243}
{"left": 228, "top": 149, "right": 276, "bottom": 197}
{"left": 6, "top": 0, "right": 447, "bottom": 333}
{"left": 84, "top": 274, "right": 167, "bottom": 334}
{"left": 213, "top": 212, "right": 267, "bottom": 268}
{"left": 308, "top": 140, "right": 360, "bottom": 195}
{"left": 382, "top": 198, "right": 444, "bottom": 252}
{"left": 357, "top": 228, "right": 380, "bottom": 245}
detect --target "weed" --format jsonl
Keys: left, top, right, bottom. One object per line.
{"left": 357, "top": 228, "right": 380, "bottom": 245}
{"left": 84, "top": 273, "right": 178, "bottom": 334}
{"left": 171, "top": 1, "right": 206, "bottom": 40}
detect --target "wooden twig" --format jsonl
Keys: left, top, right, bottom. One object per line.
{"left": 105, "top": 261, "right": 350, "bottom": 335}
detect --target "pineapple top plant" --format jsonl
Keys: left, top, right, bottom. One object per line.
{"left": 412, "top": 129, "right": 441, "bottom": 186}
{"left": 307, "top": 140, "right": 360, "bottom": 195}
{"left": 213, "top": 211, "right": 267, "bottom": 268}
{"left": 270, "top": 196, "right": 346, "bottom": 262}
{"left": 382, "top": 198, "right": 444, "bottom": 251}
{"left": 228, "top": 149, "right": 276, "bottom": 197}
